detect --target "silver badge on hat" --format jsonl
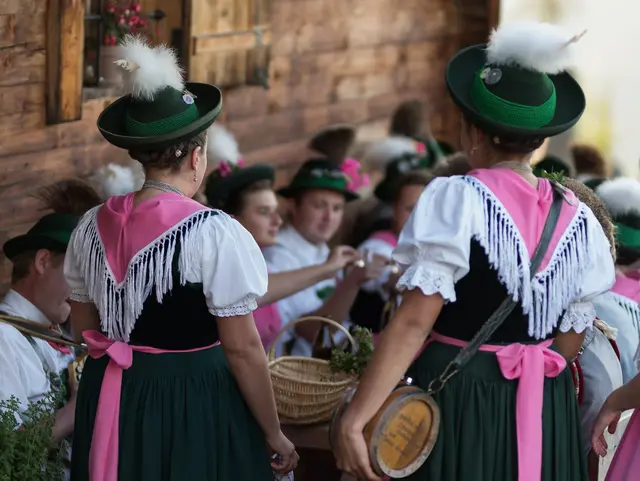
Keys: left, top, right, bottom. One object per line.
{"left": 483, "top": 67, "right": 502, "bottom": 85}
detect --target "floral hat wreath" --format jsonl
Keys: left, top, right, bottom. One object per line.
{"left": 277, "top": 125, "right": 369, "bottom": 202}
{"left": 446, "top": 21, "right": 587, "bottom": 140}
{"left": 204, "top": 125, "right": 275, "bottom": 210}
{"left": 97, "top": 35, "right": 222, "bottom": 151}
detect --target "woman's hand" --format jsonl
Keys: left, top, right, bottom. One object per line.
{"left": 591, "top": 398, "right": 622, "bottom": 457}
{"left": 326, "top": 245, "right": 360, "bottom": 271}
{"left": 267, "top": 431, "right": 299, "bottom": 474}
{"left": 350, "top": 253, "right": 388, "bottom": 285}
{"left": 335, "top": 421, "right": 381, "bottom": 481}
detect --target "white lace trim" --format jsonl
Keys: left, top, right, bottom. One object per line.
{"left": 464, "top": 176, "right": 593, "bottom": 339}
{"left": 558, "top": 301, "right": 595, "bottom": 334}
{"left": 70, "top": 206, "right": 217, "bottom": 342}
{"left": 396, "top": 263, "right": 456, "bottom": 303}
{"left": 609, "top": 291, "right": 640, "bottom": 332}
{"left": 210, "top": 297, "right": 258, "bottom": 317}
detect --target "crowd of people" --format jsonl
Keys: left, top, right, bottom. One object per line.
{"left": 1, "top": 20, "right": 640, "bottom": 481}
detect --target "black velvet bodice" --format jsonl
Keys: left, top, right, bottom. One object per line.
{"left": 434, "top": 240, "right": 558, "bottom": 343}
{"left": 352, "top": 239, "right": 559, "bottom": 343}
{"left": 128, "top": 281, "right": 219, "bottom": 350}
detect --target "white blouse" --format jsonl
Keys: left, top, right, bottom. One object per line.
{"left": 64, "top": 209, "right": 268, "bottom": 342}
{"left": 392, "top": 176, "right": 616, "bottom": 339}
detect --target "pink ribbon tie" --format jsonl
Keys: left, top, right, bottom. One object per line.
{"left": 423, "top": 333, "right": 566, "bottom": 481}
{"left": 82, "top": 330, "right": 220, "bottom": 481}
{"left": 495, "top": 340, "right": 566, "bottom": 481}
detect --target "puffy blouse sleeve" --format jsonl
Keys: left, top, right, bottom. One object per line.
{"left": 392, "top": 176, "right": 478, "bottom": 303}
{"left": 558, "top": 206, "right": 616, "bottom": 333}
{"left": 64, "top": 235, "right": 91, "bottom": 303}
{"left": 200, "top": 212, "right": 268, "bottom": 317}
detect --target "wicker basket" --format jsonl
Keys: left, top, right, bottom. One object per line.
{"left": 268, "top": 316, "right": 356, "bottom": 425}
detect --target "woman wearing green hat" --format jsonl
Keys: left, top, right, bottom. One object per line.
{"left": 204, "top": 125, "right": 362, "bottom": 350}
{"left": 63, "top": 36, "right": 297, "bottom": 481}
{"left": 335, "top": 22, "right": 615, "bottom": 481}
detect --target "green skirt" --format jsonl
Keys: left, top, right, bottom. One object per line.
{"left": 70, "top": 346, "right": 273, "bottom": 481}
{"left": 405, "top": 341, "right": 588, "bottom": 481}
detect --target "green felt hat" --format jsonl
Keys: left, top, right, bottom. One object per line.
{"left": 278, "top": 125, "right": 361, "bottom": 201}
{"left": 97, "top": 37, "right": 222, "bottom": 151}
{"left": 533, "top": 155, "right": 572, "bottom": 178}
{"left": 277, "top": 158, "right": 359, "bottom": 201}
{"left": 374, "top": 153, "right": 429, "bottom": 202}
{"left": 205, "top": 164, "right": 275, "bottom": 211}
{"left": 3, "top": 213, "right": 79, "bottom": 260}
{"left": 595, "top": 178, "right": 640, "bottom": 260}
{"left": 446, "top": 23, "right": 586, "bottom": 139}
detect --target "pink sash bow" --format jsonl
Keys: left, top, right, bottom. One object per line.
{"left": 82, "top": 330, "right": 220, "bottom": 481}
{"left": 426, "top": 332, "right": 566, "bottom": 481}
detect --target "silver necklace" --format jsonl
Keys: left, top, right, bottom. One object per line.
{"left": 491, "top": 160, "right": 533, "bottom": 174}
{"left": 142, "top": 180, "right": 184, "bottom": 196}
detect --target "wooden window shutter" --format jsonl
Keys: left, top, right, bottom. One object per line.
{"left": 45, "top": 0, "right": 84, "bottom": 124}
{"left": 187, "top": 0, "right": 271, "bottom": 89}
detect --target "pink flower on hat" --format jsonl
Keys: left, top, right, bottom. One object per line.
{"left": 415, "top": 141, "right": 427, "bottom": 154}
{"left": 340, "top": 158, "right": 370, "bottom": 192}
{"left": 218, "top": 161, "right": 233, "bottom": 177}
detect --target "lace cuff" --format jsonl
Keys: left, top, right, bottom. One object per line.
{"left": 69, "top": 291, "right": 92, "bottom": 303}
{"left": 558, "top": 301, "right": 595, "bottom": 333}
{"left": 396, "top": 262, "right": 456, "bottom": 303}
{"left": 209, "top": 296, "right": 258, "bottom": 317}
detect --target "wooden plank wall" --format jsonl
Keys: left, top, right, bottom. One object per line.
{"left": 0, "top": 0, "right": 492, "bottom": 294}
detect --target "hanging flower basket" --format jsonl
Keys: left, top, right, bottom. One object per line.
{"left": 100, "top": 0, "right": 150, "bottom": 85}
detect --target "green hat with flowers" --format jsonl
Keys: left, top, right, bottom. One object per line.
{"left": 204, "top": 125, "right": 275, "bottom": 210}
{"left": 277, "top": 125, "right": 367, "bottom": 202}
{"left": 595, "top": 178, "right": 640, "bottom": 260}
{"left": 97, "top": 35, "right": 222, "bottom": 151}
{"left": 361, "top": 136, "right": 430, "bottom": 202}
{"left": 388, "top": 100, "right": 455, "bottom": 167}
{"left": 446, "top": 22, "right": 586, "bottom": 140}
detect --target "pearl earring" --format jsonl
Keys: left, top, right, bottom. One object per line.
{"left": 193, "top": 170, "right": 198, "bottom": 182}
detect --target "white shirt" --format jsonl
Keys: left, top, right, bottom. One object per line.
{"left": 263, "top": 225, "right": 347, "bottom": 357}
{"left": 0, "top": 290, "right": 71, "bottom": 422}
{"left": 357, "top": 237, "right": 395, "bottom": 300}
{"left": 578, "top": 324, "right": 624, "bottom": 454}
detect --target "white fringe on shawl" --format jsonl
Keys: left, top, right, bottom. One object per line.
{"left": 608, "top": 290, "right": 640, "bottom": 333}
{"left": 463, "top": 176, "right": 593, "bottom": 339}
{"left": 69, "top": 206, "right": 218, "bottom": 342}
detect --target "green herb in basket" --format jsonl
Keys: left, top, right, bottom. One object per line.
{"left": 329, "top": 326, "right": 374, "bottom": 378}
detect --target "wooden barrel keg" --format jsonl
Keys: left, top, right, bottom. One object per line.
{"left": 330, "top": 379, "right": 440, "bottom": 478}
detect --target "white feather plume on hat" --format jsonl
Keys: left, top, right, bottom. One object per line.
{"left": 361, "top": 136, "right": 418, "bottom": 170}
{"left": 90, "top": 161, "right": 145, "bottom": 199}
{"left": 596, "top": 177, "right": 640, "bottom": 218}
{"left": 116, "top": 35, "right": 184, "bottom": 101}
{"left": 486, "top": 21, "right": 586, "bottom": 74}
{"left": 206, "top": 125, "right": 242, "bottom": 169}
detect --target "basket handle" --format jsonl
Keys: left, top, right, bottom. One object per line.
{"left": 267, "top": 316, "right": 356, "bottom": 361}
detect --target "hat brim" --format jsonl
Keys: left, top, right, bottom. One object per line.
{"left": 205, "top": 164, "right": 275, "bottom": 209}
{"left": 277, "top": 185, "right": 359, "bottom": 202}
{"left": 3, "top": 235, "right": 68, "bottom": 260}
{"left": 446, "top": 45, "right": 586, "bottom": 138}
{"left": 97, "top": 83, "right": 223, "bottom": 151}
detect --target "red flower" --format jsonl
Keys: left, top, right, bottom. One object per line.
{"left": 133, "top": 3, "right": 141, "bottom": 12}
